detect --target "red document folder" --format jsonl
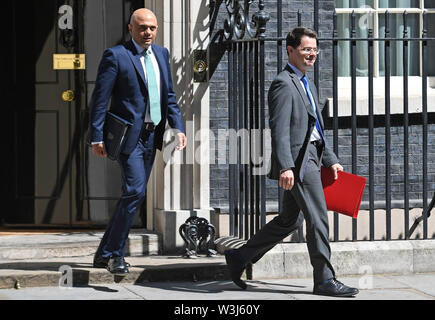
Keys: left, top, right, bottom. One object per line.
{"left": 321, "top": 167, "right": 367, "bottom": 218}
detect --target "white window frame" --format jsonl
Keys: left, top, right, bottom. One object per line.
{"left": 330, "top": 0, "right": 435, "bottom": 117}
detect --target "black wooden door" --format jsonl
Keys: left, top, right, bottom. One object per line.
{"left": 2, "top": 0, "right": 144, "bottom": 227}
{"left": 2, "top": 0, "right": 86, "bottom": 225}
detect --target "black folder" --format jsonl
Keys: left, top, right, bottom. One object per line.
{"left": 103, "top": 112, "right": 132, "bottom": 160}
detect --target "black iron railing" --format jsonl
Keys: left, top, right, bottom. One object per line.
{"left": 219, "top": 1, "right": 435, "bottom": 242}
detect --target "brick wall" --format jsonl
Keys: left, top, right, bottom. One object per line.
{"left": 209, "top": 0, "right": 336, "bottom": 211}
{"left": 208, "top": 0, "right": 435, "bottom": 212}
{"left": 324, "top": 123, "right": 435, "bottom": 208}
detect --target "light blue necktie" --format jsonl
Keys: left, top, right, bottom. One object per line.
{"left": 144, "top": 50, "right": 161, "bottom": 125}
{"left": 301, "top": 75, "right": 324, "bottom": 142}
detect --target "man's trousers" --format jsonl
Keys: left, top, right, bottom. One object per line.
{"left": 96, "top": 129, "right": 156, "bottom": 258}
{"left": 237, "top": 142, "right": 336, "bottom": 284}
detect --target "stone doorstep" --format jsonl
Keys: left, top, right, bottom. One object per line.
{"left": 4, "top": 235, "right": 435, "bottom": 290}
{"left": 0, "top": 256, "right": 228, "bottom": 290}
{"left": 0, "top": 230, "right": 162, "bottom": 261}
{"left": 216, "top": 237, "right": 435, "bottom": 280}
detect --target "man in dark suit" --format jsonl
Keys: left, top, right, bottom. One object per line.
{"left": 89, "top": 8, "right": 186, "bottom": 274}
{"left": 225, "top": 27, "right": 359, "bottom": 297}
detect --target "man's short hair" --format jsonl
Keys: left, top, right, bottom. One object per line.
{"left": 286, "top": 27, "right": 318, "bottom": 49}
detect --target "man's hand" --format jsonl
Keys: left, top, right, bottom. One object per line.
{"left": 330, "top": 163, "right": 343, "bottom": 180}
{"left": 92, "top": 143, "right": 108, "bottom": 158}
{"left": 279, "top": 169, "right": 294, "bottom": 191}
{"left": 176, "top": 132, "right": 187, "bottom": 151}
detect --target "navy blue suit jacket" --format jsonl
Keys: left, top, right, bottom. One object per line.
{"left": 89, "top": 40, "right": 185, "bottom": 153}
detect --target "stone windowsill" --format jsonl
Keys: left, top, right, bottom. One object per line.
{"left": 326, "top": 76, "right": 435, "bottom": 117}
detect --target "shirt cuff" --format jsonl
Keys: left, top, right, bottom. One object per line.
{"left": 91, "top": 141, "right": 103, "bottom": 145}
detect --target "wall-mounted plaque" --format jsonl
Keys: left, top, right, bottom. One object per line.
{"left": 53, "top": 54, "right": 85, "bottom": 70}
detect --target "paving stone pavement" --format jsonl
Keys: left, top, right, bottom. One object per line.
{"left": 0, "top": 273, "right": 434, "bottom": 301}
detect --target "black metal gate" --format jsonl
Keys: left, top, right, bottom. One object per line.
{"left": 223, "top": 1, "right": 270, "bottom": 240}
{"left": 218, "top": 0, "right": 435, "bottom": 242}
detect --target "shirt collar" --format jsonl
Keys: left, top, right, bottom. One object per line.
{"left": 131, "top": 38, "right": 153, "bottom": 56}
{"left": 287, "top": 62, "right": 305, "bottom": 80}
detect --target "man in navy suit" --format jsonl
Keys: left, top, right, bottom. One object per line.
{"left": 89, "top": 8, "right": 186, "bottom": 274}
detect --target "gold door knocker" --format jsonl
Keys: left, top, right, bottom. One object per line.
{"left": 62, "top": 90, "right": 75, "bottom": 102}
{"left": 192, "top": 49, "right": 208, "bottom": 82}
{"left": 193, "top": 60, "right": 207, "bottom": 74}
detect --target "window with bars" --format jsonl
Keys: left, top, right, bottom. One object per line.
{"left": 336, "top": 0, "right": 435, "bottom": 77}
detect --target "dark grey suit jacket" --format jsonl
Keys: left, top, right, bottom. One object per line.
{"left": 267, "top": 64, "right": 338, "bottom": 181}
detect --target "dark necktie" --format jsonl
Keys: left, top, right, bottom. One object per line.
{"left": 301, "top": 75, "right": 324, "bottom": 142}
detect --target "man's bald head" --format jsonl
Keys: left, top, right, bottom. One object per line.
{"left": 130, "top": 8, "right": 157, "bottom": 25}
{"left": 128, "top": 8, "right": 158, "bottom": 49}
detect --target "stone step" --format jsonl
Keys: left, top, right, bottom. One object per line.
{"left": 0, "top": 255, "right": 228, "bottom": 289}
{"left": 216, "top": 237, "right": 435, "bottom": 279}
{"left": 0, "top": 229, "right": 161, "bottom": 261}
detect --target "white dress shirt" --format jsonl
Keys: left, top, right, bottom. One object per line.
{"left": 287, "top": 63, "right": 322, "bottom": 142}
{"left": 132, "top": 39, "right": 161, "bottom": 100}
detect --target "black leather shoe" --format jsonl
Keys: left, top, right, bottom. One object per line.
{"left": 313, "top": 278, "right": 359, "bottom": 297}
{"left": 107, "top": 256, "right": 129, "bottom": 275}
{"left": 93, "top": 255, "right": 110, "bottom": 268}
{"left": 224, "top": 249, "right": 247, "bottom": 290}
{"left": 93, "top": 255, "right": 130, "bottom": 268}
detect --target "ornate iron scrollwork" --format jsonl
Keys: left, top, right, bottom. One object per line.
{"left": 179, "top": 216, "right": 217, "bottom": 258}
{"left": 223, "top": 0, "right": 270, "bottom": 40}
{"left": 60, "top": 29, "right": 75, "bottom": 49}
